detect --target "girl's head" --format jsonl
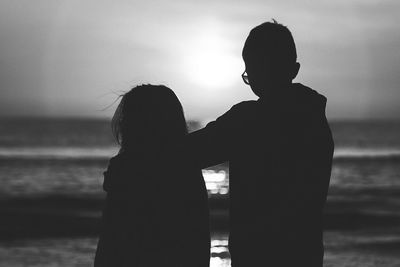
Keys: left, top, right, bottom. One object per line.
{"left": 111, "top": 84, "right": 187, "bottom": 154}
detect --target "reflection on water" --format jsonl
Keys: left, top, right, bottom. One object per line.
{"left": 2, "top": 232, "right": 400, "bottom": 267}
{"left": 0, "top": 155, "right": 231, "bottom": 197}
{"left": 210, "top": 257, "right": 231, "bottom": 267}
{"left": 210, "top": 239, "right": 231, "bottom": 267}
{"left": 0, "top": 237, "right": 232, "bottom": 267}
{"left": 203, "top": 170, "right": 229, "bottom": 195}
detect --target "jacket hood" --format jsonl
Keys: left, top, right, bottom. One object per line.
{"left": 291, "top": 83, "right": 327, "bottom": 114}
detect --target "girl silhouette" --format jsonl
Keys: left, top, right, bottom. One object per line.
{"left": 94, "top": 84, "right": 210, "bottom": 267}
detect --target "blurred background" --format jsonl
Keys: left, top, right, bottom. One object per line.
{"left": 1, "top": 1, "right": 400, "bottom": 266}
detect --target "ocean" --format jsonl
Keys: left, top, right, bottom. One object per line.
{"left": 0, "top": 118, "right": 400, "bottom": 266}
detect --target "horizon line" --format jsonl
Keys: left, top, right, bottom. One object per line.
{"left": 0, "top": 115, "right": 400, "bottom": 123}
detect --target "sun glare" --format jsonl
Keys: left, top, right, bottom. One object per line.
{"left": 181, "top": 27, "right": 242, "bottom": 89}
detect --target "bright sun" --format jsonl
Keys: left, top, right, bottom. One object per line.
{"left": 181, "top": 28, "right": 242, "bottom": 89}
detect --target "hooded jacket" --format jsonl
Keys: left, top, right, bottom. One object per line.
{"left": 181, "top": 83, "right": 334, "bottom": 267}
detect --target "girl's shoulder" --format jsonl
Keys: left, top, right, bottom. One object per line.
{"left": 102, "top": 153, "right": 151, "bottom": 193}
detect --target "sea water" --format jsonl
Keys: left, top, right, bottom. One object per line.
{"left": 0, "top": 118, "right": 400, "bottom": 266}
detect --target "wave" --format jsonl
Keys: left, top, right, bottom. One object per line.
{"left": 1, "top": 146, "right": 400, "bottom": 161}
{"left": 0, "top": 146, "right": 118, "bottom": 160}
{"left": 333, "top": 148, "right": 400, "bottom": 160}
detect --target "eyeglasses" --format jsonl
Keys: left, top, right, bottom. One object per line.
{"left": 241, "top": 71, "right": 249, "bottom": 85}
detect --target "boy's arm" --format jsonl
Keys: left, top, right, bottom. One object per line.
{"left": 183, "top": 121, "right": 229, "bottom": 169}
{"left": 178, "top": 105, "right": 239, "bottom": 169}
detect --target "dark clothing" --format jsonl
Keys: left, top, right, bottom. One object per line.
{"left": 181, "top": 83, "right": 334, "bottom": 266}
{"left": 94, "top": 152, "right": 210, "bottom": 267}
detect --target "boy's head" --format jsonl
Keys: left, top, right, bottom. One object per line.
{"left": 242, "top": 20, "right": 300, "bottom": 97}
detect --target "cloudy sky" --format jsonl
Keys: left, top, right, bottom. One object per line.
{"left": 0, "top": 0, "right": 399, "bottom": 121}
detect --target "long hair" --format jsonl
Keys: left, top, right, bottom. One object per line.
{"left": 111, "top": 84, "right": 188, "bottom": 154}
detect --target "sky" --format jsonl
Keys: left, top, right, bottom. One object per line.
{"left": 0, "top": 0, "right": 399, "bottom": 121}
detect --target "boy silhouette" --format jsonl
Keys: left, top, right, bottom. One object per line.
{"left": 177, "top": 20, "right": 334, "bottom": 267}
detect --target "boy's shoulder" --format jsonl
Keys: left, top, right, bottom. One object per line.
{"left": 231, "top": 100, "right": 258, "bottom": 109}
{"left": 212, "top": 100, "right": 258, "bottom": 127}
{"left": 227, "top": 100, "right": 258, "bottom": 116}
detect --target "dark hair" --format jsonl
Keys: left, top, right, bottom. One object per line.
{"left": 111, "top": 84, "right": 188, "bottom": 154}
{"left": 242, "top": 19, "right": 297, "bottom": 66}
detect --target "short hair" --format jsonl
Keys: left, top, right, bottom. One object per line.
{"left": 242, "top": 20, "right": 297, "bottom": 66}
